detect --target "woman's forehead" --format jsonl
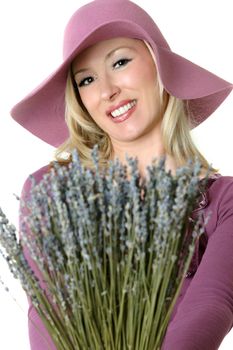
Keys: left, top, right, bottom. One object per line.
{"left": 72, "top": 37, "right": 145, "bottom": 68}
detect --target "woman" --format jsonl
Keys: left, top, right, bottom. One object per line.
{"left": 11, "top": 0, "right": 233, "bottom": 349}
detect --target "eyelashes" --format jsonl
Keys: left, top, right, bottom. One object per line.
{"left": 78, "top": 76, "right": 94, "bottom": 87}
{"left": 113, "top": 58, "right": 132, "bottom": 69}
{"left": 77, "top": 58, "right": 132, "bottom": 87}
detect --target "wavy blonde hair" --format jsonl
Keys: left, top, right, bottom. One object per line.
{"left": 54, "top": 40, "right": 217, "bottom": 174}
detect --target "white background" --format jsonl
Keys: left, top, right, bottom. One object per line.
{"left": 0, "top": 0, "right": 232, "bottom": 349}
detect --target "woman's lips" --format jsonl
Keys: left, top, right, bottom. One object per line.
{"left": 108, "top": 101, "right": 137, "bottom": 123}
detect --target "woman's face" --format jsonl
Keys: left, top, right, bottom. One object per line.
{"left": 72, "top": 37, "right": 163, "bottom": 145}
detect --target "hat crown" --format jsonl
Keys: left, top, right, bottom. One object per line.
{"left": 63, "top": 0, "right": 170, "bottom": 60}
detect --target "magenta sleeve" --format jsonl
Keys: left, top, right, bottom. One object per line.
{"left": 19, "top": 169, "right": 57, "bottom": 350}
{"left": 162, "top": 179, "right": 233, "bottom": 349}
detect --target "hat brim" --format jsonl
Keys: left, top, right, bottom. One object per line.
{"left": 10, "top": 20, "right": 233, "bottom": 147}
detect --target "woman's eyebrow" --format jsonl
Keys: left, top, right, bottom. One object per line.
{"left": 74, "top": 46, "right": 135, "bottom": 75}
{"left": 106, "top": 45, "right": 134, "bottom": 59}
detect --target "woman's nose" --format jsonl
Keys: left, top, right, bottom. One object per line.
{"left": 99, "top": 74, "right": 121, "bottom": 101}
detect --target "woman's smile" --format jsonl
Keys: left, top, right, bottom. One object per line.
{"left": 107, "top": 99, "right": 137, "bottom": 122}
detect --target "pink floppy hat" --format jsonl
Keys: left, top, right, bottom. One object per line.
{"left": 10, "top": 0, "right": 233, "bottom": 147}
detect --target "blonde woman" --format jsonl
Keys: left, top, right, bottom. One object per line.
{"left": 11, "top": 0, "right": 233, "bottom": 349}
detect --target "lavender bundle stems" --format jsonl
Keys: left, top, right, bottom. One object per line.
{"left": 0, "top": 145, "right": 207, "bottom": 349}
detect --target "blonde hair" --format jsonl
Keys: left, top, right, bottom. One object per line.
{"left": 54, "top": 40, "right": 217, "bottom": 174}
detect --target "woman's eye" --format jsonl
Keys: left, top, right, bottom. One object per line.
{"left": 78, "top": 76, "right": 94, "bottom": 87}
{"left": 77, "top": 59, "right": 132, "bottom": 87}
{"left": 113, "top": 58, "right": 132, "bottom": 69}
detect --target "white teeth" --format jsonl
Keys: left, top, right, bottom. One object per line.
{"left": 111, "top": 100, "right": 136, "bottom": 118}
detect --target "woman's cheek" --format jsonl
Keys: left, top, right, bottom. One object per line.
{"left": 80, "top": 88, "right": 99, "bottom": 112}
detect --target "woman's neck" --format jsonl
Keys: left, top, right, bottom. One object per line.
{"left": 111, "top": 143, "right": 177, "bottom": 180}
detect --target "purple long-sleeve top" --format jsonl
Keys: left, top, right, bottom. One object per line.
{"left": 19, "top": 165, "right": 233, "bottom": 349}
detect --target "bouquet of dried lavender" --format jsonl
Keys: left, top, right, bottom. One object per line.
{"left": 0, "top": 146, "right": 207, "bottom": 350}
